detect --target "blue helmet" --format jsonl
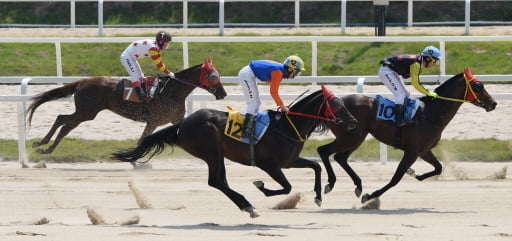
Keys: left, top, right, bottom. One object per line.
{"left": 421, "top": 46, "right": 442, "bottom": 60}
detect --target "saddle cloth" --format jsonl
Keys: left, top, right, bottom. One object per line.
{"left": 375, "top": 95, "right": 420, "bottom": 122}
{"left": 224, "top": 106, "right": 270, "bottom": 144}
{"left": 120, "top": 76, "right": 157, "bottom": 102}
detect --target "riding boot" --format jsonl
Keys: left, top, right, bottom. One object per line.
{"left": 242, "top": 113, "right": 255, "bottom": 138}
{"left": 394, "top": 104, "right": 410, "bottom": 127}
{"left": 134, "top": 85, "right": 148, "bottom": 102}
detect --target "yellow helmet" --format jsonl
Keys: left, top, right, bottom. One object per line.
{"left": 283, "top": 55, "right": 306, "bottom": 73}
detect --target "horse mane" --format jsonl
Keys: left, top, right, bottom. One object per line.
{"left": 419, "top": 72, "right": 464, "bottom": 103}
{"left": 176, "top": 63, "right": 202, "bottom": 74}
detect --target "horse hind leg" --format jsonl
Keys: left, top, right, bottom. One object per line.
{"left": 32, "top": 114, "right": 71, "bottom": 149}
{"left": 206, "top": 161, "right": 258, "bottom": 218}
{"left": 362, "top": 153, "right": 418, "bottom": 203}
{"left": 34, "top": 113, "right": 94, "bottom": 154}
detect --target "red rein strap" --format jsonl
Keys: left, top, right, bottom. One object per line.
{"left": 287, "top": 111, "right": 334, "bottom": 121}
{"left": 286, "top": 85, "right": 340, "bottom": 122}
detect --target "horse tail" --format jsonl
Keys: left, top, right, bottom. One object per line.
{"left": 26, "top": 80, "right": 81, "bottom": 126}
{"left": 112, "top": 122, "right": 181, "bottom": 163}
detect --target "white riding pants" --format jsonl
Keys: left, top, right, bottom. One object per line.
{"left": 378, "top": 65, "right": 409, "bottom": 105}
{"left": 120, "top": 51, "right": 145, "bottom": 85}
{"left": 237, "top": 65, "right": 261, "bottom": 115}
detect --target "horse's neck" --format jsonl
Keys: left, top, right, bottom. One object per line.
{"left": 424, "top": 97, "right": 464, "bottom": 128}
{"left": 164, "top": 79, "right": 196, "bottom": 99}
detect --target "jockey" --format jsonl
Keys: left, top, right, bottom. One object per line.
{"left": 378, "top": 45, "right": 442, "bottom": 127}
{"left": 237, "top": 55, "right": 305, "bottom": 137}
{"left": 120, "top": 30, "right": 175, "bottom": 102}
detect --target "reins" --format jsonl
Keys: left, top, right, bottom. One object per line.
{"left": 283, "top": 91, "right": 341, "bottom": 142}
{"left": 172, "top": 76, "right": 208, "bottom": 90}
{"left": 434, "top": 73, "right": 481, "bottom": 103}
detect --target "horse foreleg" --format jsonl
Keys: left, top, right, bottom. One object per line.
{"left": 317, "top": 143, "right": 337, "bottom": 194}
{"left": 286, "top": 157, "right": 322, "bottom": 206}
{"left": 253, "top": 165, "right": 292, "bottom": 197}
{"left": 206, "top": 161, "right": 258, "bottom": 218}
{"left": 335, "top": 151, "right": 362, "bottom": 198}
{"left": 32, "top": 114, "right": 69, "bottom": 149}
{"left": 138, "top": 123, "right": 158, "bottom": 144}
{"left": 414, "top": 151, "right": 443, "bottom": 181}
{"left": 362, "top": 153, "right": 418, "bottom": 203}
{"left": 130, "top": 123, "right": 158, "bottom": 167}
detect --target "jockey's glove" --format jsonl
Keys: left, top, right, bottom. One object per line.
{"left": 168, "top": 72, "right": 175, "bottom": 79}
{"left": 427, "top": 92, "right": 438, "bottom": 98}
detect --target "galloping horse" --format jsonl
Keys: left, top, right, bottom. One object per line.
{"left": 317, "top": 67, "right": 497, "bottom": 204}
{"left": 27, "top": 58, "right": 227, "bottom": 158}
{"left": 112, "top": 86, "right": 357, "bottom": 218}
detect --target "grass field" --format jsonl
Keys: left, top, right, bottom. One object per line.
{"left": 0, "top": 138, "right": 510, "bottom": 163}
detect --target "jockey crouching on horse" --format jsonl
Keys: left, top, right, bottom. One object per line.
{"left": 378, "top": 45, "right": 442, "bottom": 127}
{"left": 120, "top": 30, "right": 175, "bottom": 102}
{"left": 237, "top": 55, "right": 305, "bottom": 138}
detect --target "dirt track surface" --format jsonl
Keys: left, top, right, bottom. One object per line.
{"left": 0, "top": 160, "right": 511, "bottom": 241}
{"left": 1, "top": 26, "right": 512, "bottom": 37}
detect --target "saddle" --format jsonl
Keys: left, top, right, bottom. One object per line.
{"left": 118, "top": 76, "right": 161, "bottom": 102}
{"left": 224, "top": 107, "right": 270, "bottom": 144}
{"left": 375, "top": 95, "right": 420, "bottom": 123}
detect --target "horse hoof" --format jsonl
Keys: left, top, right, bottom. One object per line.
{"left": 242, "top": 206, "right": 259, "bottom": 218}
{"left": 354, "top": 187, "right": 362, "bottom": 198}
{"left": 132, "top": 162, "right": 153, "bottom": 170}
{"left": 324, "top": 184, "right": 332, "bottom": 194}
{"left": 361, "top": 193, "right": 370, "bottom": 203}
{"left": 406, "top": 168, "right": 416, "bottom": 177}
{"left": 314, "top": 198, "right": 322, "bottom": 207}
{"left": 253, "top": 181, "right": 264, "bottom": 188}
{"left": 32, "top": 141, "right": 40, "bottom": 148}
{"left": 35, "top": 148, "right": 45, "bottom": 154}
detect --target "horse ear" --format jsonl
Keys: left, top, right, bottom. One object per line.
{"left": 321, "top": 84, "right": 337, "bottom": 100}
{"left": 464, "top": 67, "right": 475, "bottom": 82}
{"left": 203, "top": 58, "right": 213, "bottom": 68}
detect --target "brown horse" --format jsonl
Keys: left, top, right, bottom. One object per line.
{"left": 112, "top": 86, "right": 357, "bottom": 218}
{"left": 317, "top": 67, "right": 497, "bottom": 204}
{"left": 27, "top": 58, "right": 227, "bottom": 158}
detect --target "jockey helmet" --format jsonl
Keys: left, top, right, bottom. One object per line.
{"left": 421, "top": 46, "right": 442, "bottom": 60}
{"left": 283, "top": 55, "right": 306, "bottom": 75}
{"left": 156, "top": 31, "right": 172, "bottom": 49}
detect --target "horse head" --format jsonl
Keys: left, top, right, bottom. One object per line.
{"left": 198, "top": 58, "right": 227, "bottom": 100}
{"left": 168, "top": 58, "right": 227, "bottom": 100}
{"left": 287, "top": 85, "right": 357, "bottom": 139}
{"left": 433, "top": 67, "right": 497, "bottom": 112}
{"left": 462, "top": 67, "right": 497, "bottom": 112}
{"left": 320, "top": 85, "right": 357, "bottom": 130}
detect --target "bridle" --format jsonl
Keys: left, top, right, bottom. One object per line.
{"left": 169, "top": 58, "right": 221, "bottom": 93}
{"left": 435, "top": 67, "right": 483, "bottom": 104}
{"left": 285, "top": 85, "right": 344, "bottom": 142}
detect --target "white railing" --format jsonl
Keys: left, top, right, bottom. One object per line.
{"left": 1, "top": 76, "right": 512, "bottom": 165}
{"left": 1, "top": 0, "right": 510, "bottom": 35}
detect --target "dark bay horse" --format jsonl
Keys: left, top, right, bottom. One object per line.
{"left": 112, "top": 86, "right": 357, "bottom": 218}
{"left": 27, "top": 58, "right": 227, "bottom": 157}
{"left": 318, "top": 67, "right": 497, "bottom": 204}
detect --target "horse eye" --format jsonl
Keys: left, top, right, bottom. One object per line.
{"left": 471, "top": 81, "right": 484, "bottom": 92}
